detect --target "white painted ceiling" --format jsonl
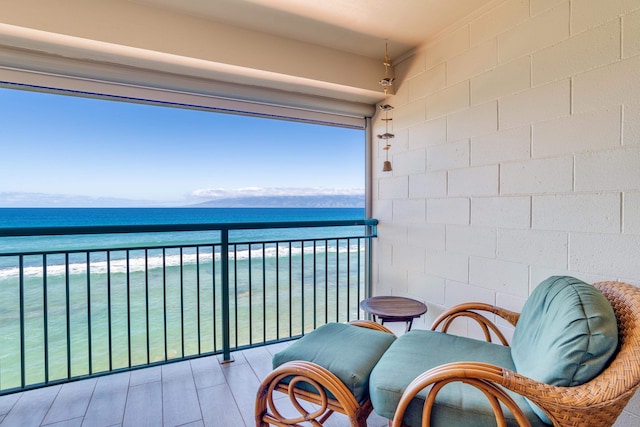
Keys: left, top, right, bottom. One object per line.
{"left": 135, "top": 0, "right": 493, "bottom": 59}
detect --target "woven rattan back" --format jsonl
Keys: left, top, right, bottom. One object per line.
{"left": 533, "top": 281, "right": 640, "bottom": 426}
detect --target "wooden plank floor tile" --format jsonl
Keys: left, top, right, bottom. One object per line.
{"left": 219, "top": 359, "right": 260, "bottom": 426}
{"left": 0, "top": 385, "right": 60, "bottom": 427}
{"left": 197, "top": 383, "right": 244, "bottom": 427}
{"left": 189, "top": 357, "right": 225, "bottom": 390}
{"left": 241, "top": 347, "right": 273, "bottom": 381}
{"left": 129, "top": 366, "right": 161, "bottom": 387}
{"left": 161, "top": 362, "right": 201, "bottom": 427}
{"left": 122, "top": 381, "right": 162, "bottom": 427}
{"left": 42, "top": 379, "right": 97, "bottom": 425}
{"left": 41, "top": 417, "right": 83, "bottom": 427}
{"left": 0, "top": 392, "right": 22, "bottom": 419}
{"left": 81, "top": 372, "right": 129, "bottom": 427}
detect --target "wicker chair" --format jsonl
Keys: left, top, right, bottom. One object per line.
{"left": 390, "top": 281, "right": 640, "bottom": 427}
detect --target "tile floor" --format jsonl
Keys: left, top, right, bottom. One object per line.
{"left": 1, "top": 340, "right": 639, "bottom": 426}
{"left": 0, "top": 342, "right": 388, "bottom": 427}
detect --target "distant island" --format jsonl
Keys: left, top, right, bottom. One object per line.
{"left": 191, "top": 195, "right": 365, "bottom": 208}
{"left": 0, "top": 192, "right": 366, "bottom": 208}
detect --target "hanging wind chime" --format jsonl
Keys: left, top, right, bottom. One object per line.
{"left": 378, "top": 42, "right": 395, "bottom": 172}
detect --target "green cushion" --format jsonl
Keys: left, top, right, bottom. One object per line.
{"left": 272, "top": 322, "right": 396, "bottom": 404}
{"left": 369, "top": 330, "right": 548, "bottom": 427}
{"left": 511, "top": 276, "right": 618, "bottom": 423}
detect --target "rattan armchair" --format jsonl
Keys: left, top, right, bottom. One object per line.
{"left": 391, "top": 281, "right": 640, "bottom": 427}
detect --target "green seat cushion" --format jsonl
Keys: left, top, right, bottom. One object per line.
{"left": 272, "top": 322, "right": 396, "bottom": 404}
{"left": 511, "top": 276, "right": 618, "bottom": 423}
{"left": 369, "top": 330, "right": 548, "bottom": 427}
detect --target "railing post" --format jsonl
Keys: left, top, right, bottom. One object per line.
{"left": 220, "top": 228, "right": 233, "bottom": 363}
{"left": 365, "top": 222, "right": 375, "bottom": 300}
{"left": 19, "top": 256, "right": 25, "bottom": 389}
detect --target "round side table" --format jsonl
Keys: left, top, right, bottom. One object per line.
{"left": 360, "top": 296, "right": 427, "bottom": 332}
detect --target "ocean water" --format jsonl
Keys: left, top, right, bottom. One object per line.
{"left": 0, "top": 207, "right": 365, "bottom": 252}
{"left": 0, "top": 207, "right": 365, "bottom": 229}
{"left": 0, "top": 208, "right": 368, "bottom": 391}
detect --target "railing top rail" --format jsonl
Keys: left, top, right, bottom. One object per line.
{"left": 0, "top": 218, "right": 379, "bottom": 237}
{"left": 0, "top": 234, "right": 376, "bottom": 257}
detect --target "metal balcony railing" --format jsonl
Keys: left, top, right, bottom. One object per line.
{"left": 0, "top": 219, "right": 377, "bottom": 395}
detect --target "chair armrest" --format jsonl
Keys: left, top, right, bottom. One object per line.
{"left": 392, "top": 361, "right": 627, "bottom": 427}
{"left": 348, "top": 319, "right": 395, "bottom": 335}
{"left": 391, "top": 361, "right": 533, "bottom": 427}
{"left": 430, "top": 303, "right": 520, "bottom": 346}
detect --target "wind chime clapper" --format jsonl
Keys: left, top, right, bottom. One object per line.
{"left": 378, "top": 42, "right": 394, "bottom": 172}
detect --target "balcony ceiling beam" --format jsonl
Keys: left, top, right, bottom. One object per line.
{"left": 0, "top": 0, "right": 385, "bottom": 112}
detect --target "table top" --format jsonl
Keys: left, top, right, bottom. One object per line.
{"left": 360, "top": 296, "right": 427, "bottom": 320}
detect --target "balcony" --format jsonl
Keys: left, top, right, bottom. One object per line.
{"left": 0, "top": 219, "right": 377, "bottom": 406}
{"left": 2, "top": 219, "right": 639, "bottom": 426}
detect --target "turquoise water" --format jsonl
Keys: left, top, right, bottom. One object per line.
{"left": 0, "top": 207, "right": 364, "bottom": 229}
{"left": 0, "top": 208, "right": 368, "bottom": 391}
{"left": 0, "top": 207, "right": 365, "bottom": 254}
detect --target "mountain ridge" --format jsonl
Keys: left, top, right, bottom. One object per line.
{"left": 191, "top": 195, "right": 364, "bottom": 208}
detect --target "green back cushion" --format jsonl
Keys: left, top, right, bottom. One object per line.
{"left": 272, "top": 322, "right": 396, "bottom": 404}
{"left": 511, "top": 276, "right": 618, "bottom": 423}
{"left": 369, "top": 330, "right": 548, "bottom": 427}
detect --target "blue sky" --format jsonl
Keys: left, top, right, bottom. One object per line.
{"left": 0, "top": 87, "right": 365, "bottom": 207}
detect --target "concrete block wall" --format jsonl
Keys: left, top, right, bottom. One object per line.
{"left": 371, "top": 0, "right": 640, "bottom": 335}
{"left": 372, "top": 4, "right": 640, "bottom": 420}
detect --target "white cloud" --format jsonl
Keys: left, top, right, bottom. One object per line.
{"left": 190, "top": 187, "right": 364, "bottom": 200}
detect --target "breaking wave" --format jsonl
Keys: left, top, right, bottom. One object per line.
{"left": 0, "top": 243, "right": 363, "bottom": 280}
